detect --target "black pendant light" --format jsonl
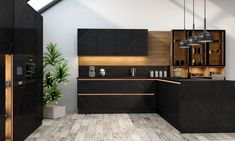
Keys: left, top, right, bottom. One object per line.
{"left": 179, "top": 0, "right": 190, "bottom": 48}
{"left": 188, "top": 0, "right": 200, "bottom": 46}
{"left": 198, "top": 0, "right": 213, "bottom": 43}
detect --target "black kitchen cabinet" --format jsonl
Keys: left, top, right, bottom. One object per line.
{"left": 0, "top": 0, "right": 14, "bottom": 54}
{"left": 77, "top": 80, "right": 156, "bottom": 113}
{"left": 78, "top": 29, "right": 97, "bottom": 55}
{"left": 115, "top": 30, "right": 132, "bottom": 55}
{"left": 156, "top": 81, "right": 179, "bottom": 124}
{"left": 13, "top": 82, "right": 36, "bottom": 141}
{"left": 14, "top": 0, "right": 36, "bottom": 55}
{"left": 0, "top": 0, "right": 43, "bottom": 140}
{"left": 78, "top": 80, "right": 155, "bottom": 93}
{"left": 156, "top": 79, "right": 235, "bottom": 133}
{"left": 97, "top": 30, "right": 115, "bottom": 55}
{"left": 78, "top": 29, "right": 148, "bottom": 56}
{"left": 13, "top": 54, "right": 42, "bottom": 141}
{"left": 78, "top": 95, "right": 155, "bottom": 113}
{"left": 0, "top": 0, "right": 13, "bottom": 140}
{"left": 131, "top": 30, "right": 148, "bottom": 55}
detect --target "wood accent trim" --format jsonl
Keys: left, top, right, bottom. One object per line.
{"left": 156, "top": 79, "right": 181, "bottom": 85}
{"left": 5, "top": 55, "right": 13, "bottom": 141}
{"left": 79, "top": 31, "right": 171, "bottom": 66}
{"left": 78, "top": 93, "right": 155, "bottom": 96}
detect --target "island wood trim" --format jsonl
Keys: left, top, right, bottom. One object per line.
{"left": 155, "top": 79, "right": 181, "bottom": 85}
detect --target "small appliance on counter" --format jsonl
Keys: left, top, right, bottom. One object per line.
{"left": 89, "top": 66, "right": 96, "bottom": 77}
{"left": 99, "top": 68, "right": 106, "bottom": 77}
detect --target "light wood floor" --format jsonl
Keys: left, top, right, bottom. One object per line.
{"left": 26, "top": 114, "right": 235, "bottom": 141}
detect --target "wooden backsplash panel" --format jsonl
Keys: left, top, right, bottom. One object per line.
{"left": 79, "top": 31, "right": 171, "bottom": 66}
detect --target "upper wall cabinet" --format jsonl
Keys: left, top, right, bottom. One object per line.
{"left": 78, "top": 29, "right": 148, "bottom": 56}
{"left": 0, "top": 0, "right": 14, "bottom": 54}
{"left": 14, "top": 0, "right": 36, "bottom": 55}
{"left": 172, "top": 30, "right": 225, "bottom": 66}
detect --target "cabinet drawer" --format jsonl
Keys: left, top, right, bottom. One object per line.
{"left": 77, "top": 80, "right": 155, "bottom": 93}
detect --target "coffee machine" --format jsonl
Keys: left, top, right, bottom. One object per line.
{"left": 89, "top": 66, "right": 96, "bottom": 77}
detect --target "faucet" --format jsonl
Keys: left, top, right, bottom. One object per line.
{"left": 130, "top": 68, "right": 136, "bottom": 77}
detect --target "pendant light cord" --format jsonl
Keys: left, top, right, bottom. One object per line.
{"left": 184, "top": 0, "right": 186, "bottom": 39}
{"left": 204, "top": 0, "right": 206, "bottom": 31}
{"left": 193, "top": 0, "right": 195, "bottom": 34}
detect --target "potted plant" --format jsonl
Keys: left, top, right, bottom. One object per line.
{"left": 43, "top": 42, "right": 69, "bottom": 119}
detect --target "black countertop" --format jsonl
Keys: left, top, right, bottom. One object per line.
{"left": 77, "top": 77, "right": 230, "bottom": 86}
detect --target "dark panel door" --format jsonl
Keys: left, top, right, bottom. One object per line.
{"left": 0, "top": 55, "right": 5, "bottom": 141}
{"left": 131, "top": 30, "right": 148, "bottom": 56}
{"left": 13, "top": 82, "right": 36, "bottom": 141}
{"left": 0, "top": 0, "right": 14, "bottom": 54}
{"left": 14, "top": 0, "right": 39, "bottom": 140}
{"left": 96, "top": 29, "right": 115, "bottom": 55}
{"left": 78, "top": 80, "right": 155, "bottom": 93}
{"left": 0, "top": 0, "right": 13, "bottom": 139}
{"left": 13, "top": 55, "right": 39, "bottom": 141}
{"left": 14, "top": 0, "right": 36, "bottom": 55}
{"left": 115, "top": 30, "right": 132, "bottom": 56}
{"left": 78, "top": 29, "right": 97, "bottom": 55}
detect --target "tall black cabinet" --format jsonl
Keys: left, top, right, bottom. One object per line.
{"left": 0, "top": 0, "right": 14, "bottom": 140}
{"left": 0, "top": 0, "right": 43, "bottom": 140}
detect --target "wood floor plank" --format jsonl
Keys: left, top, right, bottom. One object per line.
{"left": 95, "top": 114, "right": 104, "bottom": 141}
{"left": 103, "top": 114, "right": 114, "bottom": 141}
{"left": 117, "top": 114, "right": 134, "bottom": 141}
{"left": 84, "top": 114, "right": 97, "bottom": 141}
{"left": 110, "top": 114, "right": 123, "bottom": 141}
{"left": 75, "top": 126, "right": 88, "bottom": 141}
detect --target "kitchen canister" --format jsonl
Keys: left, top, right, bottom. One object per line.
{"left": 155, "top": 71, "right": 159, "bottom": 78}
{"left": 150, "top": 71, "right": 154, "bottom": 78}
{"left": 159, "top": 70, "right": 163, "bottom": 78}
{"left": 164, "top": 70, "right": 168, "bottom": 78}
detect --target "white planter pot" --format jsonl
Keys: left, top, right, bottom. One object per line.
{"left": 43, "top": 105, "right": 66, "bottom": 119}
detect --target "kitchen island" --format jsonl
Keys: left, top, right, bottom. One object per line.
{"left": 156, "top": 78, "right": 235, "bottom": 133}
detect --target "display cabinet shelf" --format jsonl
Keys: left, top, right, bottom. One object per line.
{"left": 172, "top": 30, "right": 225, "bottom": 67}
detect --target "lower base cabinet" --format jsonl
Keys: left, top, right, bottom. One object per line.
{"left": 77, "top": 80, "right": 156, "bottom": 113}
{"left": 77, "top": 95, "right": 156, "bottom": 113}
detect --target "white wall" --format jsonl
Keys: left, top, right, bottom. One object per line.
{"left": 42, "top": 0, "right": 235, "bottom": 113}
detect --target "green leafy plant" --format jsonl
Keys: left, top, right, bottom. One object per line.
{"left": 43, "top": 43, "right": 69, "bottom": 105}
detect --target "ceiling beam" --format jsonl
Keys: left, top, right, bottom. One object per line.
{"left": 36, "top": 0, "right": 62, "bottom": 14}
